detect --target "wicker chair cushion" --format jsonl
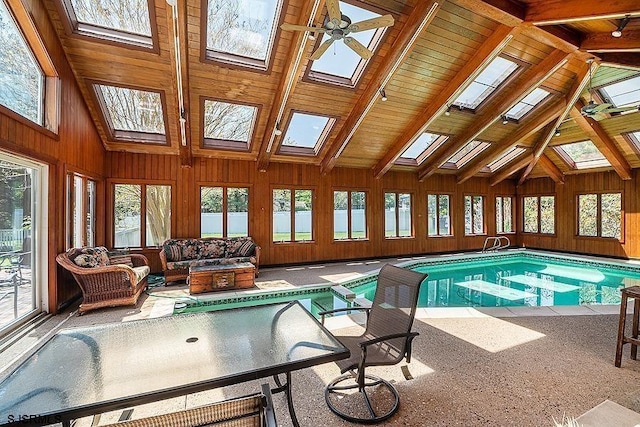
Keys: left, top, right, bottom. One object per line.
{"left": 200, "top": 239, "right": 227, "bottom": 259}
{"left": 69, "top": 246, "right": 110, "bottom": 268}
{"left": 132, "top": 266, "right": 151, "bottom": 284}
{"left": 226, "top": 237, "right": 256, "bottom": 257}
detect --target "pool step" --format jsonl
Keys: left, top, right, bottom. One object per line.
{"left": 354, "top": 297, "right": 372, "bottom": 309}
{"left": 331, "top": 285, "right": 356, "bottom": 300}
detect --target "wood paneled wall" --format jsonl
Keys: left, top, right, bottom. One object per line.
{"left": 105, "top": 153, "right": 517, "bottom": 269}
{"left": 0, "top": 0, "right": 105, "bottom": 312}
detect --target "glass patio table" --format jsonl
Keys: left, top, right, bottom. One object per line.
{"left": 0, "top": 301, "right": 349, "bottom": 426}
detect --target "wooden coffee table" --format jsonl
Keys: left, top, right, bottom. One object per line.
{"left": 188, "top": 262, "right": 256, "bottom": 294}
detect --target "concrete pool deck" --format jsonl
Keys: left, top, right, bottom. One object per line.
{"left": 2, "top": 253, "right": 640, "bottom": 426}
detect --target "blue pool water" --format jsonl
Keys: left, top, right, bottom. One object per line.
{"left": 177, "top": 251, "right": 640, "bottom": 315}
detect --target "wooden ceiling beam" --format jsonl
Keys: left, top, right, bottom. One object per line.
{"left": 599, "top": 53, "right": 640, "bottom": 70}
{"left": 449, "top": 0, "right": 523, "bottom": 26}
{"left": 417, "top": 49, "right": 570, "bottom": 181}
{"left": 490, "top": 153, "right": 534, "bottom": 186}
{"left": 456, "top": 97, "right": 566, "bottom": 184}
{"left": 518, "top": 57, "right": 593, "bottom": 185}
{"left": 526, "top": 1, "right": 640, "bottom": 25}
{"left": 581, "top": 30, "right": 640, "bottom": 53}
{"left": 371, "top": 24, "right": 517, "bottom": 179}
{"left": 538, "top": 153, "right": 565, "bottom": 184}
{"left": 319, "top": 0, "right": 441, "bottom": 175}
{"left": 255, "top": 0, "right": 324, "bottom": 172}
{"left": 569, "top": 100, "right": 632, "bottom": 180}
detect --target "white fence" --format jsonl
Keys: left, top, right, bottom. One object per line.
{"left": 0, "top": 229, "right": 31, "bottom": 250}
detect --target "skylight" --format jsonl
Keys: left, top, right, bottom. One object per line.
{"left": 205, "top": 0, "right": 282, "bottom": 70}
{"left": 63, "top": 0, "right": 153, "bottom": 47}
{"left": 453, "top": 56, "right": 519, "bottom": 110}
{"left": 444, "top": 140, "right": 490, "bottom": 169}
{"left": 279, "top": 112, "right": 335, "bottom": 155}
{"left": 554, "top": 140, "right": 611, "bottom": 169}
{"left": 95, "top": 84, "right": 166, "bottom": 143}
{"left": 397, "top": 132, "right": 449, "bottom": 165}
{"left": 308, "top": 2, "right": 385, "bottom": 87}
{"left": 505, "top": 88, "right": 551, "bottom": 120}
{"left": 626, "top": 131, "right": 640, "bottom": 153}
{"left": 599, "top": 75, "right": 640, "bottom": 108}
{"left": 487, "top": 147, "right": 526, "bottom": 172}
{"left": 203, "top": 100, "right": 258, "bottom": 150}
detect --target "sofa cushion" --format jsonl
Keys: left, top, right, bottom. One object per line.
{"left": 132, "top": 266, "right": 150, "bottom": 284}
{"left": 163, "top": 239, "right": 201, "bottom": 261}
{"left": 69, "top": 246, "right": 110, "bottom": 268}
{"left": 226, "top": 237, "right": 255, "bottom": 257}
{"left": 199, "top": 239, "right": 226, "bottom": 259}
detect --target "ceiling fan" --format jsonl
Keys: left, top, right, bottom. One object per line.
{"left": 280, "top": 0, "right": 394, "bottom": 60}
{"left": 581, "top": 57, "right": 640, "bottom": 119}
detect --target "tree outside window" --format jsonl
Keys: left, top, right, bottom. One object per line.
{"left": 201, "top": 186, "right": 249, "bottom": 238}
{"left": 67, "top": 173, "right": 96, "bottom": 249}
{"left": 522, "top": 195, "right": 555, "bottom": 234}
{"left": 495, "top": 196, "right": 513, "bottom": 233}
{"left": 114, "top": 183, "right": 171, "bottom": 248}
{"left": 464, "top": 195, "right": 484, "bottom": 235}
{"left": 385, "top": 192, "right": 412, "bottom": 238}
{"left": 427, "top": 194, "right": 450, "bottom": 237}
{"left": 577, "top": 193, "right": 621, "bottom": 239}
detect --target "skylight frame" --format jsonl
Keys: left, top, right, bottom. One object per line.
{"left": 90, "top": 81, "right": 169, "bottom": 145}
{"left": 442, "top": 140, "right": 491, "bottom": 170}
{"left": 201, "top": 0, "right": 285, "bottom": 73}
{"left": 395, "top": 132, "right": 449, "bottom": 166}
{"left": 486, "top": 146, "right": 527, "bottom": 172}
{"left": 452, "top": 54, "right": 523, "bottom": 112}
{"left": 504, "top": 87, "right": 554, "bottom": 122}
{"left": 597, "top": 74, "right": 640, "bottom": 109}
{"left": 624, "top": 130, "right": 640, "bottom": 155}
{"left": 303, "top": 0, "right": 389, "bottom": 88}
{"left": 201, "top": 97, "right": 260, "bottom": 152}
{"left": 553, "top": 140, "right": 611, "bottom": 170}
{"left": 278, "top": 110, "right": 336, "bottom": 156}
{"left": 58, "top": 0, "right": 157, "bottom": 51}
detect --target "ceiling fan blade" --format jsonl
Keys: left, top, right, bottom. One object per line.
{"left": 343, "top": 37, "right": 373, "bottom": 59}
{"left": 280, "top": 23, "right": 326, "bottom": 33}
{"left": 602, "top": 105, "right": 640, "bottom": 114}
{"left": 326, "top": 0, "right": 342, "bottom": 24}
{"left": 310, "top": 38, "right": 334, "bottom": 60}
{"left": 591, "top": 103, "right": 612, "bottom": 113}
{"left": 348, "top": 14, "right": 394, "bottom": 32}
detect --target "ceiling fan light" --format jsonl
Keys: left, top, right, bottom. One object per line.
{"left": 380, "top": 88, "right": 387, "bottom": 101}
{"left": 554, "top": 128, "right": 561, "bottom": 137}
{"left": 501, "top": 115, "right": 509, "bottom": 125}
{"left": 611, "top": 30, "right": 622, "bottom": 38}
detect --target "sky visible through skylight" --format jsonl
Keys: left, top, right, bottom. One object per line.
{"left": 70, "top": 0, "right": 151, "bottom": 36}
{"left": 453, "top": 56, "right": 518, "bottom": 109}
{"left": 400, "top": 132, "right": 446, "bottom": 160}
{"left": 310, "top": 1, "right": 379, "bottom": 79}
{"left": 282, "top": 112, "right": 330, "bottom": 149}
{"left": 207, "top": 0, "right": 280, "bottom": 60}
{"left": 600, "top": 75, "right": 640, "bottom": 107}
{"left": 506, "top": 88, "right": 550, "bottom": 120}
{"left": 557, "top": 140, "right": 610, "bottom": 169}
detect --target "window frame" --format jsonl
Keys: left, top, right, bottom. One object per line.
{"left": 427, "top": 193, "right": 452, "bottom": 238}
{"left": 521, "top": 194, "right": 556, "bottom": 235}
{"left": 441, "top": 140, "right": 491, "bottom": 170}
{"left": 88, "top": 80, "right": 170, "bottom": 145}
{"left": 384, "top": 191, "right": 414, "bottom": 239}
{"left": 56, "top": 0, "right": 158, "bottom": 51}
{"left": 332, "top": 189, "right": 368, "bottom": 241}
{"left": 623, "top": 131, "right": 640, "bottom": 156}
{"left": 575, "top": 191, "right": 624, "bottom": 241}
{"left": 200, "top": 96, "right": 260, "bottom": 152}
{"left": 504, "top": 86, "right": 556, "bottom": 123}
{"left": 596, "top": 74, "right": 640, "bottom": 109}
{"left": 108, "top": 180, "right": 175, "bottom": 249}
{"left": 277, "top": 110, "right": 337, "bottom": 157}
{"left": 65, "top": 170, "right": 99, "bottom": 249}
{"left": 200, "top": 0, "right": 285, "bottom": 73}
{"left": 553, "top": 140, "right": 611, "bottom": 170}
{"left": 272, "top": 186, "right": 315, "bottom": 244}
{"left": 463, "top": 194, "right": 485, "bottom": 236}
{"left": 395, "top": 132, "right": 450, "bottom": 166}
{"left": 495, "top": 195, "right": 514, "bottom": 235}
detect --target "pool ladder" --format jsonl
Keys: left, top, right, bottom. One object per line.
{"left": 482, "top": 236, "right": 511, "bottom": 252}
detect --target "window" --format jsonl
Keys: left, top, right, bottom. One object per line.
{"left": 279, "top": 112, "right": 335, "bottom": 155}
{"left": 443, "top": 140, "right": 490, "bottom": 169}
{"left": 203, "top": 99, "right": 258, "bottom": 151}
{"left": 94, "top": 84, "right": 167, "bottom": 144}
{"left": 487, "top": 147, "right": 526, "bottom": 172}
{"left": 396, "top": 132, "right": 449, "bottom": 166}
{"left": 113, "top": 183, "right": 171, "bottom": 248}
{"left": 464, "top": 195, "right": 484, "bottom": 235}
{"left": 599, "top": 75, "right": 640, "bottom": 108}
{"left": 554, "top": 140, "right": 610, "bottom": 170}
{"left": 61, "top": 0, "right": 154, "bottom": 48}
{"left": 427, "top": 194, "right": 450, "bottom": 237}
{"left": 307, "top": 1, "right": 386, "bottom": 87}
{"left": 273, "top": 189, "right": 313, "bottom": 242}
{"left": 453, "top": 55, "right": 519, "bottom": 110}
{"left": 495, "top": 196, "right": 513, "bottom": 233}
{"left": 204, "top": 0, "right": 283, "bottom": 71}
{"left": 0, "top": 0, "right": 43, "bottom": 124}
{"left": 505, "top": 88, "right": 551, "bottom": 120}
{"left": 66, "top": 173, "right": 97, "bottom": 249}
{"left": 577, "top": 193, "right": 621, "bottom": 239}
{"left": 385, "top": 192, "right": 412, "bottom": 238}
{"left": 333, "top": 190, "right": 367, "bottom": 240}
{"left": 201, "top": 186, "right": 249, "bottom": 238}
{"left": 522, "top": 195, "right": 555, "bottom": 234}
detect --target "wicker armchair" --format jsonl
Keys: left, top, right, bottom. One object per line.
{"left": 56, "top": 248, "right": 150, "bottom": 314}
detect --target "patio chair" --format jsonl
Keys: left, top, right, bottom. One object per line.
{"left": 102, "top": 383, "right": 277, "bottom": 427}
{"left": 56, "top": 247, "right": 150, "bottom": 314}
{"left": 320, "top": 264, "right": 428, "bottom": 423}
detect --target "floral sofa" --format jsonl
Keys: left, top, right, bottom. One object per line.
{"left": 56, "top": 246, "right": 150, "bottom": 314}
{"left": 159, "top": 237, "right": 260, "bottom": 283}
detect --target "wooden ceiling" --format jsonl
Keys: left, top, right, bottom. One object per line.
{"left": 42, "top": 0, "right": 640, "bottom": 185}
